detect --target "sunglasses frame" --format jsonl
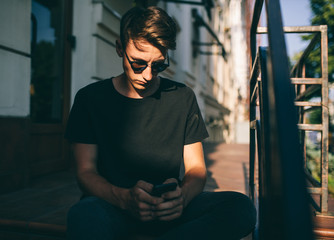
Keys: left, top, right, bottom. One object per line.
{"left": 124, "top": 50, "right": 169, "bottom": 73}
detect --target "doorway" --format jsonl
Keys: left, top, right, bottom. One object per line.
{"left": 29, "top": 0, "right": 72, "bottom": 177}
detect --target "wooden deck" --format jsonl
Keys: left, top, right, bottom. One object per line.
{"left": 0, "top": 143, "right": 333, "bottom": 239}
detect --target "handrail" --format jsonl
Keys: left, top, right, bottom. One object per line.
{"left": 250, "top": 0, "right": 264, "bottom": 63}
{"left": 249, "top": 0, "right": 314, "bottom": 239}
{"left": 290, "top": 25, "right": 330, "bottom": 215}
{"left": 290, "top": 33, "right": 320, "bottom": 76}
{"left": 256, "top": 26, "right": 322, "bottom": 77}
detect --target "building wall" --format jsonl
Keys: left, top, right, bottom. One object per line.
{"left": 162, "top": 2, "right": 231, "bottom": 143}
{"left": 229, "top": 0, "right": 249, "bottom": 143}
{"left": 0, "top": 0, "right": 74, "bottom": 193}
{"left": 70, "top": 0, "right": 131, "bottom": 104}
{"left": 0, "top": 0, "right": 31, "bottom": 117}
{"left": 194, "top": 0, "right": 249, "bottom": 143}
{"left": 0, "top": 0, "right": 32, "bottom": 193}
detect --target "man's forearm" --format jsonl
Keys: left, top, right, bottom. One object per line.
{"left": 77, "top": 170, "right": 129, "bottom": 209}
{"left": 181, "top": 167, "right": 207, "bottom": 207}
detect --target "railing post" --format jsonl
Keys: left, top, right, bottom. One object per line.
{"left": 320, "top": 25, "right": 329, "bottom": 214}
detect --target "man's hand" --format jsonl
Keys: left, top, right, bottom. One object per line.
{"left": 125, "top": 180, "right": 164, "bottom": 222}
{"left": 152, "top": 178, "right": 184, "bottom": 221}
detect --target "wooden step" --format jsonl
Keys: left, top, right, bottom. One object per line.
{"left": 314, "top": 214, "right": 334, "bottom": 239}
{"left": 0, "top": 219, "right": 66, "bottom": 239}
{"left": 314, "top": 228, "right": 334, "bottom": 239}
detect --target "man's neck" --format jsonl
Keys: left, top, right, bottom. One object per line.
{"left": 113, "top": 74, "right": 160, "bottom": 99}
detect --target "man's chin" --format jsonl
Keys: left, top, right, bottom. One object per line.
{"left": 134, "top": 84, "right": 147, "bottom": 90}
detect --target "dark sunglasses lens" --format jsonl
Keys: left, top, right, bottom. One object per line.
{"left": 131, "top": 62, "right": 147, "bottom": 71}
{"left": 130, "top": 62, "right": 168, "bottom": 73}
{"left": 152, "top": 63, "right": 168, "bottom": 72}
{"left": 132, "top": 67, "right": 146, "bottom": 72}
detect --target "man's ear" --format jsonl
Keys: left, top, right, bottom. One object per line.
{"left": 116, "top": 39, "right": 123, "bottom": 57}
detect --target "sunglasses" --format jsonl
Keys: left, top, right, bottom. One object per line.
{"left": 124, "top": 51, "right": 169, "bottom": 73}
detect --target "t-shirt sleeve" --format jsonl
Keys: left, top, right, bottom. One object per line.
{"left": 184, "top": 90, "right": 209, "bottom": 145}
{"left": 64, "top": 89, "right": 97, "bottom": 144}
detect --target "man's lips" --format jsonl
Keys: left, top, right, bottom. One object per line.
{"left": 136, "top": 80, "right": 149, "bottom": 85}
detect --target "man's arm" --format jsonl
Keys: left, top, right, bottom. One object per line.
{"left": 153, "top": 141, "right": 207, "bottom": 220}
{"left": 72, "top": 143, "right": 163, "bottom": 221}
{"left": 181, "top": 141, "right": 207, "bottom": 207}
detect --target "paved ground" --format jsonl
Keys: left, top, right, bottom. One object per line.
{"left": 204, "top": 143, "right": 249, "bottom": 194}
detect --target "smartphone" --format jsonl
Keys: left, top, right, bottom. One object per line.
{"left": 151, "top": 182, "right": 177, "bottom": 197}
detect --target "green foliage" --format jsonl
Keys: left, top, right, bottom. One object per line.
{"left": 302, "top": 1, "right": 334, "bottom": 195}
{"left": 306, "top": 139, "right": 334, "bottom": 195}
{"left": 307, "top": 107, "right": 322, "bottom": 124}
{"left": 301, "top": 0, "right": 334, "bottom": 82}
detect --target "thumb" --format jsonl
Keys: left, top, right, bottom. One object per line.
{"left": 136, "top": 180, "right": 154, "bottom": 193}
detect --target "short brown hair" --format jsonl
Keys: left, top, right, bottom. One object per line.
{"left": 120, "top": 6, "right": 177, "bottom": 51}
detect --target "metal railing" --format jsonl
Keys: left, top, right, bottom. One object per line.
{"left": 256, "top": 25, "right": 330, "bottom": 215}
{"left": 249, "top": 0, "right": 314, "bottom": 239}
{"left": 288, "top": 25, "right": 329, "bottom": 215}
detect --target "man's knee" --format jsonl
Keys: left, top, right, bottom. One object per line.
{"left": 67, "top": 197, "right": 124, "bottom": 240}
{"left": 205, "top": 191, "right": 256, "bottom": 238}
{"left": 228, "top": 192, "right": 257, "bottom": 236}
{"left": 67, "top": 197, "right": 101, "bottom": 227}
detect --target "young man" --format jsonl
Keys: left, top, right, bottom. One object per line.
{"left": 65, "top": 6, "right": 256, "bottom": 240}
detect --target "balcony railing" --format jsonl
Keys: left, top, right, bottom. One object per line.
{"left": 248, "top": 0, "right": 317, "bottom": 239}
{"left": 256, "top": 25, "right": 330, "bottom": 216}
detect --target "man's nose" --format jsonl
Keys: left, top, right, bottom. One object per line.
{"left": 142, "top": 65, "right": 153, "bottom": 81}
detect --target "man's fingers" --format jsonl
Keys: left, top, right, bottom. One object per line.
{"left": 163, "top": 178, "right": 178, "bottom": 184}
{"left": 139, "top": 213, "right": 155, "bottom": 222}
{"left": 128, "top": 180, "right": 164, "bottom": 221}
{"left": 157, "top": 211, "right": 182, "bottom": 221}
{"left": 154, "top": 204, "right": 183, "bottom": 217}
{"left": 136, "top": 180, "right": 154, "bottom": 192}
{"left": 133, "top": 180, "right": 163, "bottom": 205}
{"left": 160, "top": 178, "right": 182, "bottom": 201}
{"left": 137, "top": 201, "right": 153, "bottom": 211}
{"left": 158, "top": 197, "right": 182, "bottom": 209}
{"left": 162, "top": 187, "right": 182, "bottom": 200}
{"left": 139, "top": 191, "right": 164, "bottom": 205}
{"left": 137, "top": 209, "right": 155, "bottom": 220}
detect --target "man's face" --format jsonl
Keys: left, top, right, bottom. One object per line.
{"left": 122, "top": 39, "right": 167, "bottom": 92}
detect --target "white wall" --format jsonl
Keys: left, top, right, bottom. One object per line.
{"left": 230, "top": 0, "right": 248, "bottom": 98}
{"left": 217, "top": 0, "right": 249, "bottom": 143}
{"left": 71, "top": 0, "right": 125, "bottom": 105}
{"left": 71, "top": 0, "right": 96, "bottom": 104}
{"left": 0, "top": 0, "right": 31, "bottom": 117}
{"left": 230, "top": 0, "right": 249, "bottom": 143}
{"left": 160, "top": 2, "right": 208, "bottom": 118}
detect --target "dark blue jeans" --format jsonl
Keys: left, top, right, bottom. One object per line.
{"left": 67, "top": 191, "right": 256, "bottom": 240}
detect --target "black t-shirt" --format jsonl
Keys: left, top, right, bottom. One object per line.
{"left": 65, "top": 77, "right": 208, "bottom": 188}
